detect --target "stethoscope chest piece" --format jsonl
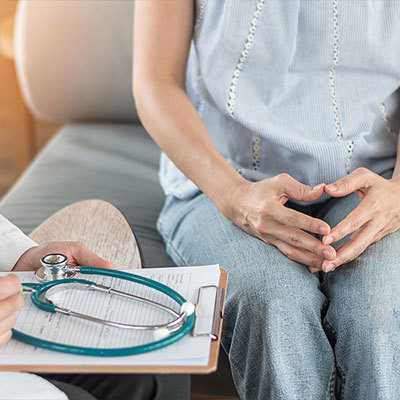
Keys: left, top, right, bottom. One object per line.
{"left": 35, "top": 253, "right": 78, "bottom": 282}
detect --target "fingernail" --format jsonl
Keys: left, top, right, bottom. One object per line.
{"left": 327, "top": 184, "right": 338, "bottom": 192}
{"left": 324, "top": 235, "right": 334, "bottom": 245}
{"left": 323, "top": 249, "right": 333, "bottom": 259}
{"left": 319, "top": 226, "right": 328, "bottom": 235}
{"left": 324, "top": 262, "right": 335, "bottom": 272}
{"left": 313, "top": 184, "right": 324, "bottom": 191}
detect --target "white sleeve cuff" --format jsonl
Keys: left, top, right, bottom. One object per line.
{"left": 0, "top": 215, "right": 37, "bottom": 272}
{"left": 0, "top": 373, "right": 68, "bottom": 400}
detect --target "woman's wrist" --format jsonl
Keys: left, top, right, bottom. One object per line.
{"left": 185, "top": 151, "right": 250, "bottom": 220}
{"left": 212, "top": 173, "right": 251, "bottom": 221}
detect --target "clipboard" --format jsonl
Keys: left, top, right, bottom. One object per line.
{"left": 0, "top": 268, "right": 227, "bottom": 375}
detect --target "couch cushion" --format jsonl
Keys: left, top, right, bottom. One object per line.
{"left": 0, "top": 123, "right": 171, "bottom": 267}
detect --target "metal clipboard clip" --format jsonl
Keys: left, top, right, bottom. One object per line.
{"left": 192, "top": 285, "right": 225, "bottom": 340}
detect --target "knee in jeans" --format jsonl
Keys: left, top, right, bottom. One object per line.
{"left": 226, "top": 270, "right": 323, "bottom": 326}
{"left": 330, "top": 288, "right": 396, "bottom": 342}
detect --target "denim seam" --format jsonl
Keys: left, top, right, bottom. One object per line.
{"left": 228, "top": 356, "right": 245, "bottom": 381}
{"left": 337, "top": 362, "right": 346, "bottom": 400}
{"left": 164, "top": 238, "right": 191, "bottom": 266}
{"left": 157, "top": 215, "right": 190, "bottom": 266}
{"left": 325, "top": 363, "right": 337, "bottom": 400}
{"left": 322, "top": 318, "right": 337, "bottom": 400}
{"left": 324, "top": 318, "right": 346, "bottom": 400}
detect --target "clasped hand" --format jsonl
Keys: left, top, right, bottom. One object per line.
{"left": 228, "top": 167, "right": 400, "bottom": 273}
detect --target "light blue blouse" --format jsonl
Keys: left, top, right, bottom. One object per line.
{"left": 159, "top": 0, "right": 400, "bottom": 202}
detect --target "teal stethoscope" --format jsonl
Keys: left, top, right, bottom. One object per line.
{"left": 13, "top": 254, "right": 195, "bottom": 357}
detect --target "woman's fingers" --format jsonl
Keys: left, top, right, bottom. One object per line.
{"left": 270, "top": 239, "right": 324, "bottom": 270}
{"left": 323, "top": 199, "right": 373, "bottom": 245}
{"left": 261, "top": 221, "right": 336, "bottom": 260}
{"left": 325, "top": 167, "right": 374, "bottom": 197}
{"left": 274, "top": 206, "right": 331, "bottom": 235}
{"left": 372, "top": 227, "right": 390, "bottom": 244}
{"left": 321, "top": 220, "right": 379, "bottom": 272}
{"left": 277, "top": 173, "right": 326, "bottom": 202}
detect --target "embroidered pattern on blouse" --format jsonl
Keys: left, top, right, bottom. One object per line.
{"left": 194, "top": 0, "right": 207, "bottom": 36}
{"left": 251, "top": 135, "right": 262, "bottom": 171}
{"left": 379, "top": 102, "right": 396, "bottom": 137}
{"left": 329, "top": 0, "right": 353, "bottom": 174}
{"left": 196, "top": 68, "right": 206, "bottom": 118}
{"left": 345, "top": 141, "right": 354, "bottom": 174}
{"left": 328, "top": 0, "right": 343, "bottom": 142}
{"left": 227, "top": 0, "right": 265, "bottom": 117}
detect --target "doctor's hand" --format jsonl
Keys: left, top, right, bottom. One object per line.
{"left": 322, "top": 167, "right": 400, "bottom": 272}
{"left": 0, "top": 274, "right": 23, "bottom": 347}
{"left": 13, "top": 241, "right": 112, "bottom": 271}
{"left": 225, "top": 173, "right": 336, "bottom": 272}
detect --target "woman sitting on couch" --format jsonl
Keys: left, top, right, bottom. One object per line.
{"left": 134, "top": 1, "right": 400, "bottom": 399}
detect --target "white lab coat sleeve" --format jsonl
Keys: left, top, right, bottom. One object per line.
{"left": 0, "top": 373, "right": 68, "bottom": 400}
{"left": 0, "top": 214, "right": 37, "bottom": 272}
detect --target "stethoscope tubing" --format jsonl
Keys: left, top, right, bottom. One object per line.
{"left": 12, "top": 315, "right": 194, "bottom": 357}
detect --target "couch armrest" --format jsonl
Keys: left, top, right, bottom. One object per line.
{"left": 14, "top": 0, "right": 137, "bottom": 123}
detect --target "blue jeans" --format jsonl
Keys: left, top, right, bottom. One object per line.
{"left": 157, "top": 186, "right": 400, "bottom": 400}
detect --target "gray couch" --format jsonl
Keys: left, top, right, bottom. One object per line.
{"left": 0, "top": 1, "right": 238, "bottom": 398}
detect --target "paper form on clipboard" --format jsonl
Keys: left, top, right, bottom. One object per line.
{"left": 0, "top": 265, "right": 221, "bottom": 369}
